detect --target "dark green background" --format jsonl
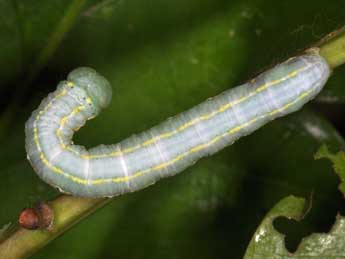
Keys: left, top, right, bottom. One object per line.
{"left": 1, "top": 0, "right": 345, "bottom": 258}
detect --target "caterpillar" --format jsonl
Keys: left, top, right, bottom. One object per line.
{"left": 25, "top": 50, "right": 331, "bottom": 198}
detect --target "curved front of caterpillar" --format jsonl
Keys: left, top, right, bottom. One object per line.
{"left": 25, "top": 52, "right": 331, "bottom": 197}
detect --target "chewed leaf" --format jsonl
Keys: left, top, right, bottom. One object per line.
{"left": 315, "top": 145, "right": 345, "bottom": 195}
{"left": 244, "top": 196, "right": 345, "bottom": 258}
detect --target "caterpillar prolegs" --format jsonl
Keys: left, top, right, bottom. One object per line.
{"left": 25, "top": 50, "right": 331, "bottom": 197}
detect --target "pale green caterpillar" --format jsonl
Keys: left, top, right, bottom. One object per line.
{"left": 25, "top": 50, "right": 331, "bottom": 197}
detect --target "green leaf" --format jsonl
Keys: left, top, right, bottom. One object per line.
{"left": 315, "top": 145, "right": 345, "bottom": 196}
{"left": 245, "top": 196, "right": 345, "bottom": 258}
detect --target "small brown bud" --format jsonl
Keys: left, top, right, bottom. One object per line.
{"left": 18, "top": 208, "right": 40, "bottom": 230}
{"left": 36, "top": 202, "right": 54, "bottom": 230}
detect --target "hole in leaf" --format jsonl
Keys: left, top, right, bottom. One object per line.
{"left": 273, "top": 190, "right": 345, "bottom": 253}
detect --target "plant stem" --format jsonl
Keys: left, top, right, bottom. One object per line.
{"left": 319, "top": 26, "right": 345, "bottom": 69}
{"left": 0, "top": 196, "right": 109, "bottom": 258}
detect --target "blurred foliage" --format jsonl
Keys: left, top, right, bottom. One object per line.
{"left": 0, "top": 0, "right": 345, "bottom": 258}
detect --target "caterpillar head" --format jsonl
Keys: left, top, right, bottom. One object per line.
{"left": 67, "top": 67, "right": 112, "bottom": 109}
